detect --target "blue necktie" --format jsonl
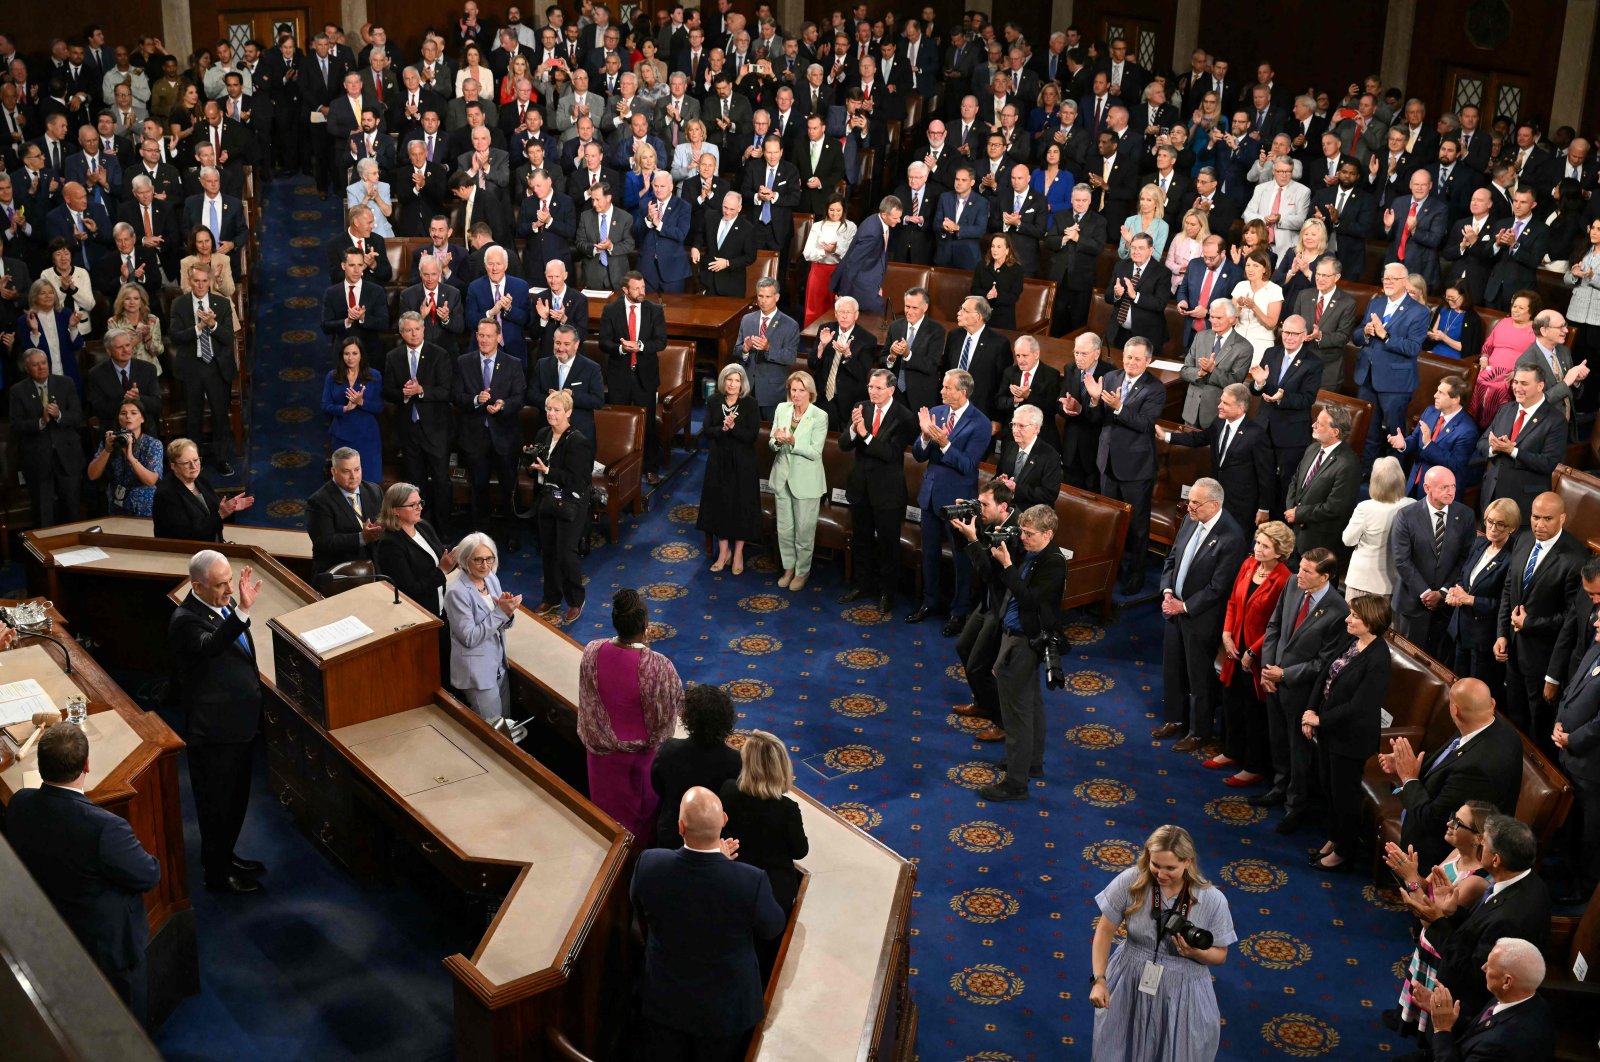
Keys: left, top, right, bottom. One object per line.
{"left": 760, "top": 167, "right": 774, "bottom": 223}
{"left": 482, "top": 357, "right": 494, "bottom": 390}
{"left": 1522, "top": 541, "right": 1542, "bottom": 592}
{"left": 209, "top": 199, "right": 221, "bottom": 243}
{"left": 219, "top": 606, "right": 252, "bottom": 656}
{"left": 959, "top": 334, "right": 973, "bottom": 370}
{"left": 1426, "top": 734, "right": 1462, "bottom": 776}
{"left": 598, "top": 211, "right": 609, "bottom": 266}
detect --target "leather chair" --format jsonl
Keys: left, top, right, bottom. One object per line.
{"left": 1315, "top": 390, "right": 1373, "bottom": 460}
{"left": 656, "top": 344, "right": 695, "bottom": 456}
{"left": 1056, "top": 483, "right": 1132, "bottom": 620}
{"left": 1014, "top": 278, "right": 1056, "bottom": 334}
{"left": 1544, "top": 880, "right": 1600, "bottom": 1059}
{"left": 925, "top": 268, "right": 972, "bottom": 323}
{"left": 592, "top": 406, "right": 645, "bottom": 540}
{"left": 1553, "top": 464, "right": 1600, "bottom": 552}
{"left": 319, "top": 558, "right": 377, "bottom": 596}
{"left": 1150, "top": 421, "right": 1217, "bottom": 547}
{"left": 881, "top": 262, "right": 931, "bottom": 314}
{"left": 1407, "top": 352, "right": 1480, "bottom": 426}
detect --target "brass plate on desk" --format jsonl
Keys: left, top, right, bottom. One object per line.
{"left": 343, "top": 724, "right": 488, "bottom": 796}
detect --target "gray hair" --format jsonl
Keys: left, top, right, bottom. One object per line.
{"left": 199, "top": 165, "right": 220, "bottom": 181}
{"left": 188, "top": 549, "right": 228, "bottom": 584}
{"left": 454, "top": 531, "right": 500, "bottom": 573}
{"left": 1488, "top": 938, "right": 1546, "bottom": 989}
{"left": 755, "top": 276, "right": 779, "bottom": 294}
{"left": 1369, "top": 455, "right": 1406, "bottom": 503}
{"left": 398, "top": 309, "right": 424, "bottom": 327}
{"left": 484, "top": 245, "right": 509, "bottom": 267}
{"left": 1013, "top": 405, "right": 1043, "bottom": 428}
{"left": 1210, "top": 298, "right": 1238, "bottom": 320}
{"left": 1124, "top": 337, "right": 1155, "bottom": 359}
{"left": 1014, "top": 334, "right": 1040, "bottom": 356}
{"left": 355, "top": 157, "right": 380, "bottom": 178}
{"left": 130, "top": 175, "right": 153, "bottom": 192}
{"left": 1221, "top": 383, "right": 1251, "bottom": 406}
{"left": 1191, "top": 476, "right": 1225, "bottom": 505}
{"left": 965, "top": 296, "right": 992, "bottom": 322}
{"left": 833, "top": 295, "right": 859, "bottom": 313}
{"left": 331, "top": 446, "right": 361, "bottom": 466}
{"left": 943, "top": 369, "right": 973, "bottom": 395}
{"left": 715, "top": 362, "right": 751, "bottom": 397}
{"left": 103, "top": 327, "right": 136, "bottom": 351}
{"left": 112, "top": 221, "right": 134, "bottom": 239}
{"left": 722, "top": 190, "right": 743, "bottom": 209}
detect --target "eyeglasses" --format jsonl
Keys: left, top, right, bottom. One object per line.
{"left": 397, "top": 500, "right": 424, "bottom": 509}
{"left": 467, "top": 554, "right": 494, "bottom": 565}
{"left": 1484, "top": 519, "right": 1514, "bottom": 530}
{"left": 1447, "top": 815, "right": 1478, "bottom": 833}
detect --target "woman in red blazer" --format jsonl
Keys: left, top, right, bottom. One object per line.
{"left": 1208, "top": 520, "right": 1295, "bottom": 785}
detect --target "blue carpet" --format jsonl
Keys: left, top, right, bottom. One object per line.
{"left": 33, "top": 174, "right": 1423, "bottom": 1060}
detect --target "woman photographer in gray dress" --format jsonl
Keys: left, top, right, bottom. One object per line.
{"left": 1089, "top": 824, "right": 1235, "bottom": 1062}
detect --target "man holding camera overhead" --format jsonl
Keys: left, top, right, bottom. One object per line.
{"left": 954, "top": 499, "right": 1066, "bottom": 803}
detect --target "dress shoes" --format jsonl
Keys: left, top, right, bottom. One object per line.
{"left": 1200, "top": 755, "right": 1233, "bottom": 770}
{"left": 561, "top": 605, "right": 584, "bottom": 625}
{"left": 1274, "top": 811, "right": 1306, "bottom": 835}
{"left": 779, "top": 571, "right": 794, "bottom": 589}
{"left": 974, "top": 726, "right": 1007, "bottom": 742}
{"left": 646, "top": 472, "right": 662, "bottom": 485}
{"left": 1308, "top": 855, "right": 1350, "bottom": 874}
{"left": 904, "top": 606, "right": 935, "bottom": 624}
{"left": 877, "top": 595, "right": 892, "bottom": 615}
{"left": 788, "top": 574, "right": 805, "bottom": 591}
{"left": 1246, "top": 790, "right": 1286, "bottom": 806}
{"left": 951, "top": 703, "right": 986, "bottom": 718}
{"left": 978, "top": 783, "right": 1028, "bottom": 802}
{"left": 205, "top": 874, "right": 262, "bottom": 894}
{"left": 941, "top": 614, "right": 967, "bottom": 637}
{"left": 1149, "top": 722, "right": 1184, "bottom": 740}
{"left": 837, "top": 588, "right": 864, "bottom": 603}
{"left": 1223, "top": 773, "right": 1265, "bottom": 788}
{"left": 535, "top": 602, "right": 560, "bottom": 617}
{"left": 1200, "top": 740, "right": 1224, "bottom": 757}
{"left": 230, "top": 856, "right": 266, "bottom": 875}
{"left": 1171, "top": 735, "right": 1203, "bottom": 753}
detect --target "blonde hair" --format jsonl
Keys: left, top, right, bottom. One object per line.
{"left": 785, "top": 369, "right": 817, "bottom": 401}
{"left": 1180, "top": 208, "right": 1211, "bottom": 241}
{"left": 1122, "top": 824, "right": 1211, "bottom": 919}
{"left": 1297, "top": 217, "right": 1329, "bottom": 255}
{"left": 1368, "top": 455, "right": 1406, "bottom": 504}
{"left": 544, "top": 387, "right": 574, "bottom": 413}
{"left": 736, "top": 729, "right": 794, "bottom": 800}
{"left": 1256, "top": 519, "right": 1295, "bottom": 559}
{"left": 1484, "top": 496, "right": 1521, "bottom": 531}
{"left": 378, "top": 481, "right": 420, "bottom": 531}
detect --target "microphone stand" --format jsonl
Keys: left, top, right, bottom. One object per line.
{"left": 327, "top": 571, "right": 402, "bottom": 605}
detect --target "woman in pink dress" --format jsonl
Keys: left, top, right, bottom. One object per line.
{"left": 577, "top": 588, "right": 684, "bottom": 844}
{"left": 1466, "top": 290, "right": 1540, "bottom": 427}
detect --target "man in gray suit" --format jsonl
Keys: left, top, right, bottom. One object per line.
{"left": 734, "top": 277, "right": 798, "bottom": 418}
{"left": 553, "top": 69, "right": 605, "bottom": 140}
{"left": 1283, "top": 405, "right": 1360, "bottom": 563}
{"left": 1335, "top": 94, "right": 1387, "bottom": 168}
{"left": 456, "top": 125, "right": 511, "bottom": 197}
{"left": 1516, "top": 309, "right": 1587, "bottom": 427}
{"left": 574, "top": 180, "right": 635, "bottom": 289}
{"left": 1390, "top": 466, "right": 1476, "bottom": 662}
{"left": 1256, "top": 546, "right": 1351, "bottom": 830}
{"left": 1179, "top": 298, "right": 1254, "bottom": 428}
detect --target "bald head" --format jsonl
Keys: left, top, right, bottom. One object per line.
{"left": 1449, "top": 677, "right": 1494, "bottom": 727}
{"left": 677, "top": 785, "right": 729, "bottom": 847}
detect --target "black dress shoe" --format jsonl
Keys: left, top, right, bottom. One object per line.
{"left": 1274, "top": 811, "right": 1306, "bottom": 835}
{"left": 904, "top": 606, "right": 934, "bottom": 624}
{"left": 978, "top": 783, "right": 1028, "bottom": 802}
{"left": 1308, "top": 856, "right": 1351, "bottom": 874}
{"left": 205, "top": 874, "right": 262, "bottom": 894}
{"left": 231, "top": 856, "right": 266, "bottom": 875}
{"left": 1246, "top": 790, "right": 1286, "bottom": 807}
{"left": 838, "top": 588, "right": 865, "bottom": 603}
{"left": 1029, "top": 766, "right": 1044, "bottom": 779}
{"left": 878, "top": 595, "right": 892, "bottom": 614}
{"left": 941, "top": 613, "right": 967, "bottom": 637}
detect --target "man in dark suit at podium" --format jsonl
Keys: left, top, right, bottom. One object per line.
{"left": 839, "top": 368, "right": 918, "bottom": 615}
{"left": 631, "top": 786, "right": 785, "bottom": 1060}
{"left": 170, "top": 549, "right": 266, "bottom": 896}
{"left": 6, "top": 724, "right": 162, "bottom": 1021}
{"left": 307, "top": 447, "right": 385, "bottom": 577}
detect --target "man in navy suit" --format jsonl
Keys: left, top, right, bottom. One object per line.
{"left": 1311, "top": 160, "right": 1377, "bottom": 281}
{"left": 1090, "top": 338, "right": 1166, "bottom": 593}
{"left": 322, "top": 248, "right": 391, "bottom": 361}
{"left": 1414, "top": 937, "right": 1555, "bottom": 1062}
{"left": 1482, "top": 189, "right": 1549, "bottom": 311}
{"left": 466, "top": 246, "right": 532, "bottom": 362}
{"left": 6, "top": 724, "right": 162, "bottom": 1021}
{"left": 454, "top": 318, "right": 528, "bottom": 547}
{"left": 1382, "top": 169, "right": 1450, "bottom": 290}
{"left": 1247, "top": 316, "right": 1323, "bottom": 515}
{"left": 46, "top": 181, "right": 114, "bottom": 270}
{"left": 1353, "top": 263, "right": 1431, "bottom": 469}
{"left": 1495, "top": 491, "right": 1585, "bottom": 737}
{"left": 631, "top": 786, "right": 786, "bottom": 1059}
{"left": 1555, "top": 602, "right": 1600, "bottom": 901}
{"left": 1157, "top": 478, "right": 1247, "bottom": 753}
{"left": 634, "top": 170, "right": 692, "bottom": 293}
{"left": 1388, "top": 375, "right": 1480, "bottom": 496}
{"left": 931, "top": 165, "right": 987, "bottom": 269}
{"left": 906, "top": 369, "right": 992, "bottom": 632}
{"left": 1174, "top": 236, "right": 1241, "bottom": 345}
{"left": 1475, "top": 368, "right": 1567, "bottom": 519}
{"left": 830, "top": 196, "right": 902, "bottom": 314}
{"left": 1390, "top": 467, "right": 1477, "bottom": 661}
{"left": 532, "top": 323, "right": 604, "bottom": 440}
{"left": 528, "top": 260, "right": 588, "bottom": 360}
{"left": 734, "top": 278, "right": 798, "bottom": 418}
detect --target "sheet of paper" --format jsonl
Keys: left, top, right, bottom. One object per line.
{"left": 300, "top": 616, "right": 375, "bottom": 655}
{"left": 22, "top": 769, "right": 41, "bottom": 789}
{"left": 592, "top": 460, "right": 607, "bottom": 475}
{"left": 831, "top": 487, "right": 849, "bottom": 505}
{"left": 0, "top": 678, "right": 60, "bottom": 727}
{"left": 1150, "top": 359, "right": 1185, "bottom": 373}
{"left": 580, "top": 288, "right": 612, "bottom": 299}
{"left": 53, "top": 546, "right": 111, "bottom": 567}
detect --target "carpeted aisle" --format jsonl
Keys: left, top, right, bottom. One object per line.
{"left": 132, "top": 174, "right": 1418, "bottom": 1059}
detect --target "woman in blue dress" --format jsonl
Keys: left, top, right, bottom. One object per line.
{"left": 321, "top": 338, "right": 386, "bottom": 481}
{"left": 1425, "top": 284, "right": 1484, "bottom": 360}
{"left": 87, "top": 399, "right": 164, "bottom": 516}
{"left": 1030, "top": 142, "right": 1075, "bottom": 216}
{"left": 1089, "top": 824, "right": 1236, "bottom": 1062}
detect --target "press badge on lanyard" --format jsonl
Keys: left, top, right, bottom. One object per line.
{"left": 1140, "top": 885, "right": 1190, "bottom": 996}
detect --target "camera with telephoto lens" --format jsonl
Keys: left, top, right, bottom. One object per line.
{"left": 937, "top": 499, "right": 982, "bottom": 522}
{"left": 111, "top": 429, "right": 134, "bottom": 452}
{"left": 1158, "top": 908, "right": 1213, "bottom": 951}
{"left": 982, "top": 522, "right": 1021, "bottom": 550}
{"left": 1034, "top": 630, "right": 1067, "bottom": 690}
{"left": 523, "top": 441, "right": 550, "bottom": 467}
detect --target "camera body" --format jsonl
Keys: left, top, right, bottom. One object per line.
{"left": 111, "top": 429, "right": 135, "bottom": 452}
{"left": 937, "top": 499, "right": 981, "bottom": 522}
{"left": 523, "top": 441, "right": 550, "bottom": 468}
{"left": 1159, "top": 908, "right": 1213, "bottom": 951}
{"left": 982, "top": 523, "right": 1021, "bottom": 550}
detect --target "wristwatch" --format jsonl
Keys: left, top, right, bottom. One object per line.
{"left": 1088, "top": 973, "right": 1107, "bottom": 986}
{"left": 1403, "top": 879, "right": 1422, "bottom": 893}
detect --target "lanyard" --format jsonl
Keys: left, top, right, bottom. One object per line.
{"left": 1149, "top": 883, "right": 1191, "bottom": 957}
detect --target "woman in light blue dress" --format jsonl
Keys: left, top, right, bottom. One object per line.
{"left": 1090, "top": 824, "right": 1236, "bottom": 1062}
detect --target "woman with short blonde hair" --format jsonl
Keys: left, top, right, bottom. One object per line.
{"left": 720, "top": 730, "right": 809, "bottom": 912}
{"left": 1342, "top": 456, "right": 1414, "bottom": 600}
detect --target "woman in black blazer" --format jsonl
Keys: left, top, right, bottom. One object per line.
{"left": 719, "top": 730, "right": 809, "bottom": 914}
{"left": 373, "top": 481, "right": 456, "bottom": 675}
{"left": 1303, "top": 594, "right": 1394, "bottom": 873}
{"left": 525, "top": 389, "right": 595, "bottom": 624}
{"left": 651, "top": 685, "right": 743, "bottom": 849}
{"left": 151, "top": 438, "right": 255, "bottom": 540}
{"left": 1446, "top": 497, "right": 1519, "bottom": 696}
{"left": 970, "top": 234, "right": 1025, "bottom": 330}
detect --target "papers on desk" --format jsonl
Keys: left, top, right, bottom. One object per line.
{"left": 53, "top": 546, "right": 111, "bottom": 567}
{"left": 581, "top": 288, "right": 612, "bottom": 299}
{"left": 0, "top": 679, "right": 61, "bottom": 728}
{"left": 300, "top": 616, "right": 375, "bottom": 655}
{"left": 1150, "top": 359, "right": 1185, "bottom": 373}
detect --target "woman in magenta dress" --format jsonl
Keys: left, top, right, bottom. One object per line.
{"left": 1466, "top": 290, "right": 1540, "bottom": 427}
{"left": 576, "top": 588, "right": 684, "bottom": 844}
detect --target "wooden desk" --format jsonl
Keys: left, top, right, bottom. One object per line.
{"left": 584, "top": 291, "right": 753, "bottom": 362}
{"left": 30, "top": 517, "right": 315, "bottom": 580}
{"left": 503, "top": 614, "right": 918, "bottom": 1061}
{"left": 0, "top": 609, "right": 197, "bottom": 1027}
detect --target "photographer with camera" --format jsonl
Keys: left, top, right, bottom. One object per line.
{"left": 949, "top": 478, "right": 1018, "bottom": 742}
{"left": 1089, "top": 824, "right": 1236, "bottom": 1062}
{"left": 86, "top": 398, "right": 163, "bottom": 516}
{"left": 955, "top": 497, "right": 1066, "bottom": 802}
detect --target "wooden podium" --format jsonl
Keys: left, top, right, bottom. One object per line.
{"left": 268, "top": 581, "right": 444, "bottom": 729}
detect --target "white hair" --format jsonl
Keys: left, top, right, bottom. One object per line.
{"left": 455, "top": 532, "right": 500, "bottom": 573}
{"left": 188, "top": 549, "right": 228, "bottom": 584}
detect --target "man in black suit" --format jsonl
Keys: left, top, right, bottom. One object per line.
{"left": 1087, "top": 130, "right": 1137, "bottom": 220}
{"left": 1046, "top": 184, "right": 1107, "bottom": 336}
{"left": 1496, "top": 491, "right": 1587, "bottom": 736}
{"left": 631, "top": 786, "right": 786, "bottom": 1058}
{"left": 306, "top": 447, "right": 385, "bottom": 577}
{"left": 987, "top": 163, "right": 1047, "bottom": 276}
{"left": 454, "top": 318, "right": 529, "bottom": 546}
{"left": 1089, "top": 338, "right": 1165, "bottom": 593}
{"left": 942, "top": 296, "right": 1008, "bottom": 426}
{"left": 1379, "top": 677, "right": 1525, "bottom": 872}
{"left": 324, "top": 204, "right": 394, "bottom": 284}
{"left": 85, "top": 326, "right": 161, "bottom": 427}
{"left": 1555, "top": 597, "right": 1600, "bottom": 901}
{"left": 992, "top": 337, "right": 1062, "bottom": 452}
{"left": 1163, "top": 383, "right": 1273, "bottom": 533}
{"left": 1424, "top": 815, "right": 1551, "bottom": 1017}
{"left": 1414, "top": 936, "right": 1556, "bottom": 1062}
{"left": 1154, "top": 478, "right": 1247, "bottom": 753}
{"left": 994, "top": 404, "right": 1062, "bottom": 514}
{"left": 169, "top": 549, "right": 267, "bottom": 895}
{"left": 518, "top": 168, "right": 577, "bottom": 276}
{"left": 1190, "top": 166, "right": 1242, "bottom": 240}
{"left": 1311, "top": 160, "right": 1377, "bottom": 281}
{"left": 1390, "top": 466, "right": 1477, "bottom": 661}
{"left": 839, "top": 368, "right": 917, "bottom": 614}
{"left": 182, "top": 167, "right": 247, "bottom": 271}
{"left": 532, "top": 323, "right": 605, "bottom": 440}
{"left": 528, "top": 260, "right": 589, "bottom": 359}
{"left": 813, "top": 296, "right": 879, "bottom": 430}
{"left": 170, "top": 263, "right": 239, "bottom": 476}
{"left": 882, "top": 285, "right": 945, "bottom": 412}
{"left": 6, "top": 724, "right": 162, "bottom": 1020}
{"left": 1058, "top": 333, "right": 1114, "bottom": 493}
{"left": 91, "top": 222, "right": 160, "bottom": 301}
{"left": 383, "top": 313, "right": 455, "bottom": 526}
{"left": 739, "top": 135, "right": 801, "bottom": 259}
{"left": 599, "top": 272, "right": 668, "bottom": 482}
{"left": 392, "top": 137, "right": 449, "bottom": 236}
{"left": 8, "top": 348, "right": 84, "bottom": 526}
{"left": 1475, "top": 365, "right": 1566, "bottom": 518}
{"left": 1245, "top": 319, "right": 1321, "bottom": 517}
{"left": 400, "top": 254, "right": 467, "bottom": 351}
{"left": 322, "top": 248, "right": 392, "bottom": 362}
{"left": 691, "top": 190, "right": 757, "bottom": 297}
{"left": 1482, "top": 189, "right": 1548, "bottom": 311}
{"left": 1283, "top": 405, "right": 1360, "bottom": 562}
{"left": 889, "top": 163, "right": 938, "bottom": 265}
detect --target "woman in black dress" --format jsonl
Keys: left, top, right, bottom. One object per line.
{"left": 650, "top": 684, "right": 742, "bottom": 849}
{"left": 696, "top": 363, "right": 761, "bottom": 574}
{"left": 152, "top": 437, "right": 256, "bottom": 540}
{"left": 970, "top": 234, "right": 1024, "bottom": 330}
{"left": 720, "top": 729, "right": 809, "bottom": 913}
{"left": 525, "top": 389, "right": 595, "bottom": 625}
{"left": 373, "top": 480, "right": 456, "bottom": 675}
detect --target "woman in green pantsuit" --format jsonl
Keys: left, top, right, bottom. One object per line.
{"left": 770, "top": 370, "right": 831, "bottom": 591}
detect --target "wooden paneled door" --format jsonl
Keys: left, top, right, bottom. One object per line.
{"left": 1444, "top": 66, "right": 1532, "bottom": 124}
{"left": 218, "top": 8, "right": 309, "bottom": 51}
{"left": 1100, "top": 14, "right": 1160, "bottom": 73}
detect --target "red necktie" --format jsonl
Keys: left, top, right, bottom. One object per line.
{"left": 1398, "top": 199, "right": 1419, "bottom": 259}
{"left": 871, "top": 404, "right": 882, "bottom": 435}
{"left": 1315, "top": 295, "right": 1326, "bottom": 325}
{"left": 1510, "top": 408, "right": 1526, "bottom": 442}
{"left": 1021, "top": 369, "right": 1032, "bottom": 391}
{"left": 1292, "top": 592, "right": 1311, "bottom": 632}
{"left": 628, "top": 304, "right": 639, "bottom": 368}
{"left": 426, "top": 291, "right": 436, "bottom": 319}
{"left": 758, "top": 315, "right": 768, "bottom": 338}
{"left": 1269, "top": 186, "right": 1282, "bottom": 242}
{"left": 1198, "top": 267, "right": 1217, "bottom": 308}
{"left": 348, "top": 284, "right": 357, "bottom": 309}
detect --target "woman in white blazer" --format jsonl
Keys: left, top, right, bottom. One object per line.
{"left": 1341, "top": 456, "right": 1414, "bottom": 601}
{"left": 769, "top": 370, "right": 830, "bottom": 591}
{"left": 446, "top": 532, "right": 523, "bottom": 726}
